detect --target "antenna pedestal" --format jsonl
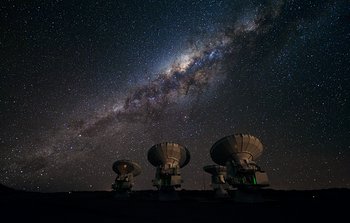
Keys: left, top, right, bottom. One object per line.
{"left": 226, "top": 160, "right": 269, "bottom": 188}
{"left": 153, "top": 166, "right": 183, "bottom": 190}
{"left": 112, "top": 174, "right": 134, "bottom": 192}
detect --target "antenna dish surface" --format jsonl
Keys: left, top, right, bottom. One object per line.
{"left": 210, "top": 134, "right": 263, "bottom": 165}
{"left": 112, "top": 160, "right": 141, "bottom": 176}
{"left": 147, "top": 142, "right": 190, "bottom": 168}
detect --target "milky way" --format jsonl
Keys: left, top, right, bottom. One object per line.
{"left": 80, "top": 2, "right": 283, "bottom": 138}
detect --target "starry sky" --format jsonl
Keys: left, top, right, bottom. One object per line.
{"left": 0, "top": 0, "right": 349, "bottom": 192}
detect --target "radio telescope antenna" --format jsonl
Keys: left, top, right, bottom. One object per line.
{"left": 147, "top": 142, "right": 190, "bottom": 191}
{"left": 203, "top": 165, "right": 230, "bottom": 197}
{"left": 112, "top": 160, "right": 141, "bottom": 193}
{"left": 210, "top": 134, "right": 269, "bottom": 188}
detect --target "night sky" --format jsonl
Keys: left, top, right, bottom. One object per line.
{"left": 1, "top": 0, "right": 349, "bottom": 192}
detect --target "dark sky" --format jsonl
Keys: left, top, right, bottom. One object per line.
{"left": 0, "top": 0, "right": 349, "bottom": 192}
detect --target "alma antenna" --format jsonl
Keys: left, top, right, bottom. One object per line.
{"left": 112, "top": 160, "right": 141, "bottom": 193}
{"left": 147, "top": 142, "right": 190, "bottom": 190}
{"left": 203, "top": 165, "right": 230, "bottom": 197}
{"left": 210, "top": 134, "right": 269, "bottom": 188}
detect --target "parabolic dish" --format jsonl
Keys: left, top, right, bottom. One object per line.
{"left": 112, "top": 160, "right": 141, "bottom": 176}
{"left": 210, "top": 134, "right": 263, "bottom": 165}
{"left": 147, "top": 142, "right": 190, "bottom": 168}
